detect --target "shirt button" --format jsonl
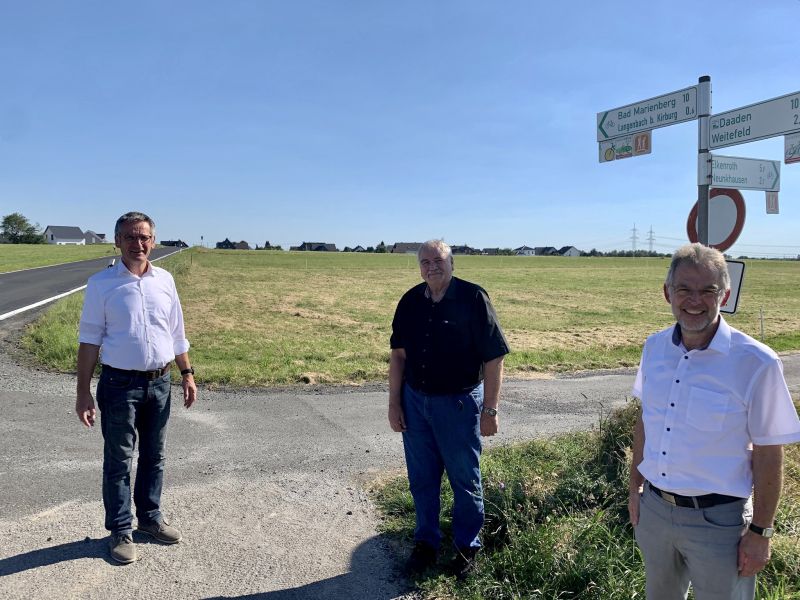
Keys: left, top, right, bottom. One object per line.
{"left": 675, "top": 379, "right": 680, "bottom": 383}
{"left": 684, "top": 356, "right": 688, "bottom": 360}
{"left": 670, "top": 403, "right": 675, "bottom": 407}
{"left": 666, "top": 427, "right": 671, "bottom": 432}
{"left": 661, "top": 473, "right": 666, "bottom": 477}
{"left": 662, "top": 451, "right": 666, "bottom": 455}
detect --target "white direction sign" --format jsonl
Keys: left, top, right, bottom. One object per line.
{"left": 709, "top": 91, "right": 800, "bottom": 149}
{"left": 711, "top": 154, "right": 780, "bottom": 192}
{"left": 597, "top": 86, "right": 697, "bottom": 141}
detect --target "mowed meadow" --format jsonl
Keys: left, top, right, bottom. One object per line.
{"left": 21, "top": 248, "right": 800, "bottom": 386}
{"left": 0, "top": 243, "right": 118, "bottom": 273}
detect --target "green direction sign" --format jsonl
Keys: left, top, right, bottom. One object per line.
{"left": 711, "top": 154, "right": 780, "bottom": 192}
{"left": 710, "top": 91, "right": 800, "bottom": 149}
{"left": 597, "top": 86, "right": 698, "bottom": 141}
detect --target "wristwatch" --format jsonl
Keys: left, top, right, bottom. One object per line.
{"left": 481, "top": 406, "right": 498, "bottom": 417}
{"left": 180, "top": 367, "right": 195, "bottom": 376}
{"left": 748, "top": 523, "right": 774, "bottom": 538}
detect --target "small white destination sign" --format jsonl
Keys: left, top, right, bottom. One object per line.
{"left": 711, "top": 154, "right": 780, "bottom": 192}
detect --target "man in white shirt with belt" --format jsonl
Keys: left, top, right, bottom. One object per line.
{"left": 76, "top": 211, "right": 197, "bottom": 565}
{"left": 629, "top": 243, "right": 800, "bottom": 600}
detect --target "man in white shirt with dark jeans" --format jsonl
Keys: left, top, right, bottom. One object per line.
{"left": 629, "top": 243, "right": 800, "bottom": 599}
{"left": 76, "top": 211, "right": 197, "bottom": 564}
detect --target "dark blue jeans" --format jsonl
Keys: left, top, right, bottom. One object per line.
{"left": 97, "top": 368, "right": 171, "bottom": 536}
{"left": 401, "top": 382, "right": 484, "bottom": 551}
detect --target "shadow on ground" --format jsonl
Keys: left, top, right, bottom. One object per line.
{"left": 203, "top": 535, "right": 411, "bottom": 600}
{"left": 0, "top": 537, "right": 114, "bottom": 576}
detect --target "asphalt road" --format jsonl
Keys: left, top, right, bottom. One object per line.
{"left": 0, "top": 247, "right": 179, "bottom": 317}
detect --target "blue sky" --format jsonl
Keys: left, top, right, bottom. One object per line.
{"left": 1, "top": 1, "right": 798, "bottom": 256}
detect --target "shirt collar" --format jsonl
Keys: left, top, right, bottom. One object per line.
{"left": 423, "top": 276, "right": 458, "bottom": 301}
{"left": 671, "top": 316, "right": 731, "bottom": 355}
{"left": 117, "top": 259, "right": 155, "bottom": 278}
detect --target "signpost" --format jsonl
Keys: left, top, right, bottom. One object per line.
{"left": 597, "top": 78, "right": 798, "bottom": 314}
{"left": 709, "top": 91, "right": 800, "bottom": 149}
{"left": 710, "top": 155, "right": 780, "bottom": 192}
{"left": 597, "top": 86, "right": 697, "bottom": 141}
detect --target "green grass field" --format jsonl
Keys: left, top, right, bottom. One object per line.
{"left": 20, "top": 247, "right": 800, "bottom": 386}
{"left": 0, "top": 243, "right": 119, "bottom": 273}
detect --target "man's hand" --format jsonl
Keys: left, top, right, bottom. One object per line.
{"left": 738, "top": 530, "right": 771, "bottom": 577}
{"left": 182, "top": 374, "right": 197, "bottom": 408}
{"left": 628, "top": 488, "right": 642, "bottom": 526}
{"left": 388, "top": 403, "right": 406, "bottom": 432}
{"left": 480, "top": 413, "right": 498, "bottom": 437}
{"left": 76, "top": 391, "right": 96, "bottom": 427}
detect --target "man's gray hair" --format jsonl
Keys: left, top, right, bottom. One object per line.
{"left": 417, "top": 239, "right": 453, "bottom": 264}
{"left": 665, "top": 243, "right": 730, "bottom": 290}
{"left": 115, "top": 212, "right": 156, "bottom": 237}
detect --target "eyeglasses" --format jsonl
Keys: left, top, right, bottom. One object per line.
{"left": 670, "top": 286, "right": 723, "bottom": 300}
{"left": 122, "top": 235, "right": 153, "bottom": 244}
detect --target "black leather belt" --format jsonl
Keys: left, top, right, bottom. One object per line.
{"left": 649, "top": 483, "right": 743, "bottom": 509}
{"left": 409, "top": 381, "right": 481, "bottom": 396}
{"left": 102, "top": 364, "right": 170, "bottom": 381}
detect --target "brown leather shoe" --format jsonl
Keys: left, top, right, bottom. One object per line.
{"left": 136, "top": 520, "right": 182, "bottom": 544}
{"left": 109, "top": 533, "right": 137, "bottom": 564}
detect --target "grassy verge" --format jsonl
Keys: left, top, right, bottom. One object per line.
{"left": 0, "top": 243, "right": 118, "bottom": 272}
{"left": 20, "top": 250, "right": 800, "bottom": 385}
{"left": 372, "top": 400, "right": 800, "bottom": 599}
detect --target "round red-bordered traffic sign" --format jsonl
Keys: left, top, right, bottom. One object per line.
{"left": 687, "top": 188, "right": 746, "bottom": 252}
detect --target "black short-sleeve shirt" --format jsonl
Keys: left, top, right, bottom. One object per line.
{"left": 390, "top": 276, "right": 510, "bottom": 395}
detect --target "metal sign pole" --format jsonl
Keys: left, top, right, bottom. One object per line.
{"left": 697, "top": 75, "right": 712, "bottom": 245}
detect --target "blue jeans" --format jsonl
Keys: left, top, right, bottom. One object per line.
{"left": 401, "top": 382, "right": 484, "bottom": 550}
{"left": 96, "top": 368, "right": 171, "bottom": 536}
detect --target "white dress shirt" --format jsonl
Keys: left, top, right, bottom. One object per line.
{"left": 632, "top": 317, "right": 800, "bottom": 498}
{"left": 79, "top": 260, "right": 190, "bottom": 371}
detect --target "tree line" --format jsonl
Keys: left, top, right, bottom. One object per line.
{"left": 1, "top": 213, "right": 46, "bottom": 244}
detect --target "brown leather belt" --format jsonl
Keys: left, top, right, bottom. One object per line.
{"left": 102, "top": 364, "right": 170, "bottom": 381}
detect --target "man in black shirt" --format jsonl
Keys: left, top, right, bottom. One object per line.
{"left": 389, "top": 239, "right": 510, "bottom": 579}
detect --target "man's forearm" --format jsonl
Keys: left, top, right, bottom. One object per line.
{"left": 483, "top": 356, "right": 504, "bottom": 408}
{"left": 389, "top": 349, "right": 406, "bottom": 405}
{"left": 752, "top": 444, "right": 783, "bottom": 527}
{"left": 77, "top": 343, "right": 100, "bottom": 393}
{"left": 174, "top": 352, "right": 192, "bottom": 372}
{"left": 630, "top": 411, "right": 645, "bottom": 492}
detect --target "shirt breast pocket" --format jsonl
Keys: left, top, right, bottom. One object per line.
{"left": 686, "top": 386, "right": 730, "bottom": 432}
